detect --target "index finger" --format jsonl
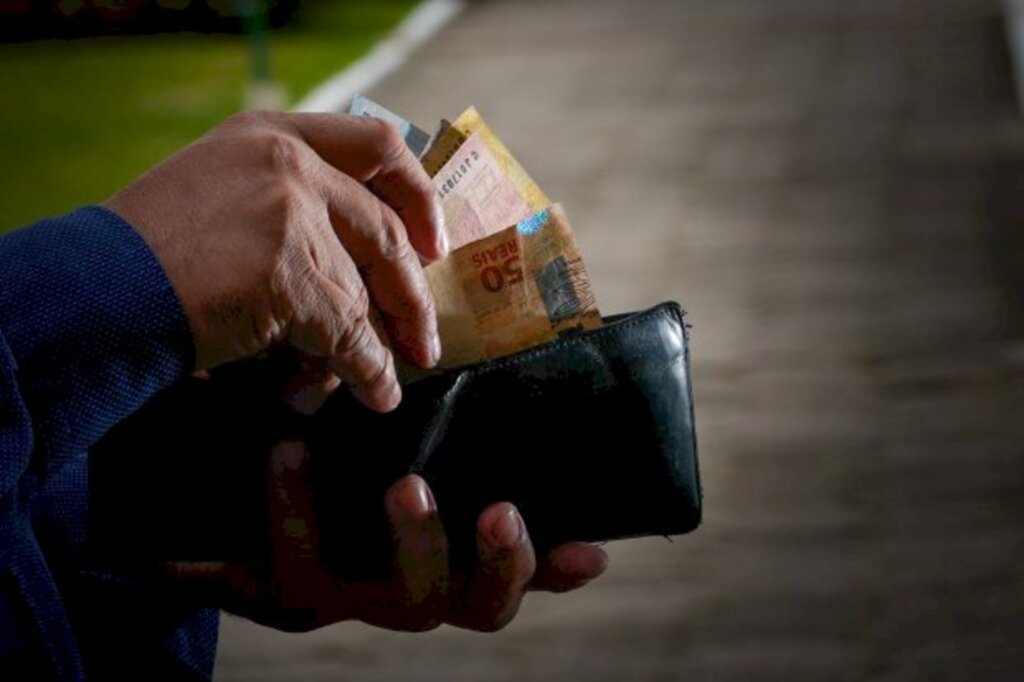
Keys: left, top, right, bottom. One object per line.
{"left": 284, "top": 113, "right": 448, "bottom": 262}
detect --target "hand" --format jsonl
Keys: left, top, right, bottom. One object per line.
{"left": 167, "top": 442, "right": 608, "bottom": 633}
{"left": 105, "top": 111, "right": 448, "bottom": 412}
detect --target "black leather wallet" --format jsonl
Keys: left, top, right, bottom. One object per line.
{"left": 89, "top": 302, "right": 701, "bottom": 580}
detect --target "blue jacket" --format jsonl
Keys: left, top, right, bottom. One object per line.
{"left": 0, "top": 207, "right": 218, "bottom": 680}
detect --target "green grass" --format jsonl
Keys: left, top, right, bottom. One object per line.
{"left": 0, "top": 1, "right": 417, "bottom": 231}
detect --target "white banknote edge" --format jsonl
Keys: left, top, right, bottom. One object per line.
{"left": 292, "top": 0, "right": 465, "bottom": 113}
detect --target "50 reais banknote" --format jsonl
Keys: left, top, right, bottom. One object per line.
{"left": 425, "top": 204, "right": 601, "bottom": 367}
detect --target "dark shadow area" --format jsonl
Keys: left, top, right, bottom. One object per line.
{"left": 0, "top": 0, "right": 301, "bottom": 41}
{"left": 985, "top": 17, "right": 1024, "bottom": 339}
{"left": 988, "top": 157, "right": 1024, "bottom": 337}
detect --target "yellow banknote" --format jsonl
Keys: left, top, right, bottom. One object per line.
{"left": 432, "top": 130, "right": 536, "bottom": 250}
{"left": 448, "top": 107, "right": 549, "bottom": 211}
{"left": 425, "top": 204, "right": 601, "bottom": 368}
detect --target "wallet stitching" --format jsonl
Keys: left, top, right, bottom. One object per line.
{"left": 458, "top": 302, "right": 686, "bottom": 378}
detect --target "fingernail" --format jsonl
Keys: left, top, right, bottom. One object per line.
{"left": 436, "top": 226, "right": 450, "bottom": 257}
{"left": 488, "top": 507, "right": 523, "bottom": 550}
{"left": 392, "top": 476, "right": 435, "bottom": 518}
{"left": 429, "top": 332, "right": 442, "bottom": 366}
{"left": 405, "top": 476, "right": 436, "bottom": 515}
{"left": 434, "top": 205, "right": 449, "bottom": 256}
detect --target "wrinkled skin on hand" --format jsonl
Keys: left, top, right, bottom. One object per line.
{"left": 106, "top": 111, "right": 449, "bottom": 413}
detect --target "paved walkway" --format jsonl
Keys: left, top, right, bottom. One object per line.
{"left": 216, "top": 1, "right": 1024, "bottom": 679}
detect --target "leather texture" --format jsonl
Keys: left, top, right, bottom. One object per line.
{"left": 88, "top": 302, "right": 701, "bottom": 580}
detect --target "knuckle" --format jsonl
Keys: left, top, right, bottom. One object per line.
{"left": 397, "top": 273, "right": 437, "bottom": 344}
{"left": 369, "top": 118, "right": 407, "bottom": 164}
{"left": 286, "top": 285, "right": 346, "bottom": 359}
{"left": 265, "top": 132, "right": 309, "bottom": 176}
{"left": 375, "top": 203, "right": 413, "bottom": 263}
{"left": 334, "top": 313, "right": 375, "bottom": 363}
{"left": 413, "top": 276, "right": 437, "bottom": 322}
{"left": 266, "top": 178, "right": 302, "bottom": 217}
{"left": 340, "top": 285, "right": 371, "bottom": 322}
{"left": 361, "top": 346, "right": 392, "bottom": 390}
{"left": 264, "top": 182, "right": 306, "bottom": 246}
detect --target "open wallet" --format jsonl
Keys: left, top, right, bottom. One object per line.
{"left": 88, "top": 301, "right": 702, "bottom": 580}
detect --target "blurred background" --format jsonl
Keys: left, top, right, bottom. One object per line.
{"left": 0, "top": 0, "right": 416, "bottom": 229}
{"left": 5, "top": 0, "right": 1024, "bottom": 680}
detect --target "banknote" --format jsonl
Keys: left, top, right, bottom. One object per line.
{"left": 432, "top": 130, "right": 536, "bottom": 250}
{"left": 428, "top": 108, "right": 554, "bottom": 250}
{"left": 422, "top": 106, "right": 549, "bottom": 209}
{"left": 349, "top": 93, "right": 432, "bottom": 157}
{"left": 424, "top": 204, "right": 602, "bottom": 368}
{"left": 447, "top": 107, "right": 549, "bottom": 209}
{"left": 349, "top": 98, "right": 602, "bottom": 368}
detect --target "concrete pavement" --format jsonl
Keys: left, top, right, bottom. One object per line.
{"left": 216, "top": 1, "right": 1024, "bottom": 679}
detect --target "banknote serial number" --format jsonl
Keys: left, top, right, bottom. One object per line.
{"left": 471, "top": 238, "right": 523, "bottom": 293}
{"left": 436, "top": 149, "right": 481, "bottom": 200}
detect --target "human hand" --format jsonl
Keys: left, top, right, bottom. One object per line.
{"left": 167, "top": 441, "right": 608, "bottom": 633}
{"left": 105, "top": 111, "right": 447, "bottom": 412}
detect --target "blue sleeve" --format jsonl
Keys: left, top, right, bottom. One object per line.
{"left": 0, "top": 206, "right": 207, "bottom": 681}
{"left": 0, "top": 205, "right": 195, "bottom": 490}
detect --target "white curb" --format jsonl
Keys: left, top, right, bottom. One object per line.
{"left": 291, "top": 0, "right": 464, "bottom": 113}
{"left": 1006, "top": 0, "right": 1024, "bottom": 113}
